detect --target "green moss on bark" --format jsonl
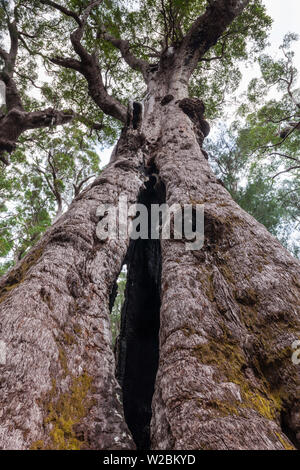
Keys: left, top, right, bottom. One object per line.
{"left": 192, "top": 331, "right": 282, "bottom": 421}
{"left": 0, "top": 246, "right": 44, "bottom": 303}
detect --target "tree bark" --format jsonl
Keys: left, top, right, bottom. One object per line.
{"left": 1, "top": 0, "right": 300, "bottom": 450}
{"left": 106, "top": 69, "right": 299, "bottom": 451}
{"left": 0, "top": 126, "right": 145, "bottom": 449}
{"left": 0, "top": 105, "right": 73, "bottom": 163}
{"left": 1, "top": 67, "right": 299, "bottom": 451}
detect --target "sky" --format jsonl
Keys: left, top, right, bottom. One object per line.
{"left": 99, "top": 0, "right": 300, "bottom": 166}
{"left": 264, "top": 0, "right": 300, "bottom": 71}
{"left": 244, "top": 0, "right": 300, "bottom": 80}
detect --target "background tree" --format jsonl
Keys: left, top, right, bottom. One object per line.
{"left": 206, "top": 34, "right": 300, "bottom": 256}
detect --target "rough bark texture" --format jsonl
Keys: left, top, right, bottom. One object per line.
{"left": 0, "top": 126, "right": 145, "bottom": 449}
{"left": 114, "top": 62, "right": 299, "bottom": 451}
{"left": 1, "top": 0, "right": 299, "bottom": 452}
{"left": 2, "top": 55, "right": 299, "bottom": 453}
{"left": 147, "top": 98, "right": 300, "bottom": 451}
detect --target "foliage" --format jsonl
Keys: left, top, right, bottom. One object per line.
{"left": 0, "top": 0, "right": 274, "bottom": 274}
{"left": 205, "top": 35, "right": 300, "bottom": 257}
{"left": 0, "top": 124, "right": 100, "bottom": 273}
{"left": 111, "top": 269, "right": 126, "bottom": 346}
{"left": 0, "top": 0, "right": 272, "bottom": 119}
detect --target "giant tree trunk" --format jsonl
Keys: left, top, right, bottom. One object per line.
{"left": 117, "top": 79, "right": 300, "bottom": 450}
{"left": 0, "top": 128, "right": 145, "bottom": 449}
{"left": 0, "top": 70, "right": 299, "bottom": 450}
{"left": 150, "top": 100, "right": 300, "bottom": 450}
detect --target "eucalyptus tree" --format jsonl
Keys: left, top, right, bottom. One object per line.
{"left": 0, "top": 123, "right": 99, "bottom": 273}
{"left": 0, "top": 0, "right": 299, "bottom": 452}
{"left": 237, "top": 33, "right": 300, "bottom": 178}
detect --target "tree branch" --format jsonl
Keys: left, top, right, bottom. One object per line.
{"left": 50, "top": 56, "right": 82, "bottom": 72}
{"left": 181, "top": 0, "right": 250, "bottom": 71}
{"left": 272, "top": 165, "right": 300, "bottom": 179}
{"left": 199, "top": 39, "right": 227, "bottom": 63}
{"left": 0, "top": 71, "right": 24, "bottom": 111}
{"left": 0, "top": 47, "right": 9, "bottom": 62}
{"left": 0, "top": 2, "right": 24, "bottom": 111}
{"left": 100, "top": 29, "right": 149, "bottom": 78}
{"left": 40, "top": 0, "right": 82, "bottom": 26}
{"left": 7, "top": 20, "right": 18, "bottom": 72}
{"left": 73, "top": 174, "right": 95, "bottom": 197}
{"left": 24, "top": 108, "right": 74, "bottom": 130}
{"left": 268, "top": 152, "right": 300, "bottom": 164}
{"left": 46, "top": 0, "right": 127, "bottom": 122}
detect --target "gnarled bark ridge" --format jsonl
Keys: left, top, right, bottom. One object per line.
{"left": 148, "top": 98, "right": 300, "bottom": 450}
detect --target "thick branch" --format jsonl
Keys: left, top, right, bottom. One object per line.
{"left": 25, "top": 108, "right": 74, "bottom": 130}
{"left": 181, "top": 0, "right": 250, "bottom": 70}
{"left": 0, "top": 71, "right": 24, "bottom": 111}
{"left": 50, "top": 56, "right": 82, "bottom": 72}
{"left": 0, "top": 3, "right": 24, "bottom": 111}
{"left": 47, "top": 0, "right": 127, "bottom": 122}
{"left": 7, "top": 20, "right": 18, "bottom": 72}
{"left": 0, "top": 108, "right": 73, "bottom": 164}
{"left": 0, "top": 0, "right": 19, "bottom": 76}
{"left": 0, "top": 47, "right": 8, "bottom": 62}
{"left": 40, "top": 0, "right": 82, "bottom": 26}
{"left": 101, "top": 29, "right": 149, "bottom": 79}
{"left": 50, "top": 53, "right": 126, "bottom": 122}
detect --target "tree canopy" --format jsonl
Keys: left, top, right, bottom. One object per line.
{"left": 1, "top": 0, "right": 299, "bottom": 271}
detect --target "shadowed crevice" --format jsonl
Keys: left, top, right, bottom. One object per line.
{"left": 280, "top": 405, "right": 300, "bottom": 450}
{"left": 116, "top": 171, "right": 165, "bottom": 450}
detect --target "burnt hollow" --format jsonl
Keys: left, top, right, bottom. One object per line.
{"left": 116, "top": 170, "right": 165, "bottom": 450}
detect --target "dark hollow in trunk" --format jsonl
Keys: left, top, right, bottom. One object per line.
{"left": 116, "top": 174, "right": 165, "bottom": 449}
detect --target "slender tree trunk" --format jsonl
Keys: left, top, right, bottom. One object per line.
{"left": 0, "top": 127, "right": 145, "bottom": 449}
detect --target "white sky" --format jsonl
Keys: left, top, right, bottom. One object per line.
{"left": 264, "top": 0, "right": 300, "bottom": 71}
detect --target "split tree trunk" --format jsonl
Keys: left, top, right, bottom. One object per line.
{"left": 0, "top": 71, "right": 299, "bottom": 450}
{"left": 117, "top": 78, "right": 300, "bottom": 450}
